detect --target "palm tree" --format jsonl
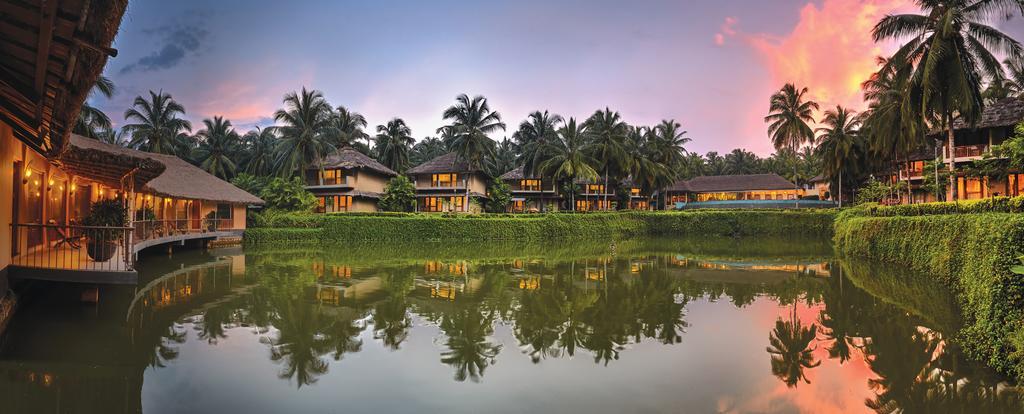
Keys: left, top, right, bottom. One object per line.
{"left": 724, "top": 149, "right": 760, "bottom": 175}
{"left": 374, "top": 118, "right": 414, "bottom": 172}
{"left": 492, "top": 137, "right": 517, "bottom": 177}
{"left": 123, "top": 90, "right": 193, "bottom": 155}
{"left": 649, "top": 119, "right": 691, "bottom": 169}
{"left": 440, "top": 94, "right": 506, "bottom": 171}
{"left": 584, "top": 108, "right": 630, "bottom": 208}
{"left": 540, "top": 118, "right": 599, "bottom": 211}
{"left": 862, "top": 56, "right": 924, "bottom": 203}
{"left": 75, "top": 75, "right": 115, "bottom": 138}
{"left": 873, "top": 1, "right": 1024, "bottom": 200}
{"left": 334, "top": 105, "right": 370, "bottom": 148}
{"left": 514, "top": 110, "right": 563, "bottom": 177}
{"left": 242, "top": 127, "right": 277, "bottom": 176}
{"left": 815, "top": 106, "right": 862, "bottom": 207}
{"left": 411, "top": 136, "right": 448, "bottom": 165}
{"left": 271, "top": 87, "right": 338, "bottom": 177}
{"left": 765, "top": 83, "right": 818, "bottom": 206}
{"left": 192, "top": 116, "right": 240, "bottom": 179}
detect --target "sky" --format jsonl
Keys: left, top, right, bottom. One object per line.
{"left": 95, "top": 0, "right": 1024, "bottom": 156}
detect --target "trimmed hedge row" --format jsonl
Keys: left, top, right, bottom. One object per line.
{"left": 245, "top": 210, "right": 836, "bottom": 244}
{"left": 835, "top": 211, "right": 1024, "bottom": 381}
{"left": 853, "top": 195, "right": 1024, "bottom": 217}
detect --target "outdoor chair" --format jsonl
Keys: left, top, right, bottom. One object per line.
{"left": 50, "top": 219, "right": 82, "bottom": 249}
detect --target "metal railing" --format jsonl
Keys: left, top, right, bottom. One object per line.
{"left": 132, "top": 219, "right": 236, "bottom": 241}
{"left": 11, "top": 223, "right": 134, "bottom": 272}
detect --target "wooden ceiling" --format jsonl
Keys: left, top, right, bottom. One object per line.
{"left": 0, "top": 0, "right": 127, "bottom": 158}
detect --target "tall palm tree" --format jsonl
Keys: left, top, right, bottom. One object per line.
{"left": 374, "top": 118, "right": 414, "bottom": 173}
{"left": 873, "top": 1, "right": 1024, "bottom": 200}
{"left": 492, "top": 138, "right": 518, "bottom": 177}
{"left": 649, "top": 119, "right": 691, "bottom": 169}
{"left": 513, "top": 110, "right": 563, "bottom": 177}
{"left": 815, "top": 106, "right": 862, "bottom": 207}
{"left": 862, "top": 56, "right": 924, "bottom": 203}
{"left": 584, "top": 108, "right": 630, "bottom": 207}
{"left": 271, "top": 87, "right": 338, "bottom": 177}
{"left": 334, "top": 105, "right": 370, "bottom": 148}
{"left": 765, "top": 83, "right": 819, "bottom": 205}
{"left": 192, "top": 116, "right": 240, "bottom": 179}
{"left": 540, "top": 118, "right": 599, "bottom": 211}
{"left": 242, "top": 127, "right": 277, "bottom": 176}
{"left": 123, "top": 90, "right": 192, "bottom": 155}
{"left": 440, "top": 94, "right": 506, "bottom": 171}
{"left": 75, "top": 75, "right": 115, "bottom": 138}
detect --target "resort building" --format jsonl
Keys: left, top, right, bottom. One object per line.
{"left": 662, "top": 174, "right": 810, "bottom": 209}
{"left": 932, "top": 97, "right": 1024, "bottom": 201}
{"left": 407, "top": 153, "right": 488, "bottom": 213}
{"left": 574, "top": 178, "right": 617, "bottom": 211}
{"left": 879, "top": 143, "right": 942, "bottom": 205}
{"left": 621, "top": 178, "right": 653, "bottom": 210}
{"left": 498, "top": 166, "right": 560, "bottom": 213}
{"left": 2, "top": 0, "right": 131, "bottom": 287}
{"left": 304, "top": 147, "right": 398, "bottom": 213}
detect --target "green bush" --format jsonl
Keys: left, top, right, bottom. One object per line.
{"left": 835, "top": 211, "right": 1024, "bottom": 381}
{"left": 245, "top": 210, "right": 835, "bottom": 243}
{"left": 379, "top": 176, "right": 416, "bottom": 212}
{"left": 243, "top": 228, "right": 322, "bottom": 245}
{"left": 259, "top": 177, "right": 317, "bottom": 212}
{"left": 850, "top": 196, "right": 1024, "bottom": 217}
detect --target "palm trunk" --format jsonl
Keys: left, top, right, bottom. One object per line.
{"left": 838, "top": 167, "right": 843, "bottom": 208}
{"left": 603, "top": 168, "right": 609, "bottom": 211}
{"left": 792, "top": 147, "right": 799, "bottom": 208}
{"left": 946, "top": 112, "right": 957, "bottom": 201}
{"left": 904, "top": 151, "right": 913, "bottom": 204}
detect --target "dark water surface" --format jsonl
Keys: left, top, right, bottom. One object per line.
{"left": 1, "top": 237, "right": 1021, "bottom": 413}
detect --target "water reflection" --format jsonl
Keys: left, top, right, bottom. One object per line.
{"left": 0, "top": 237, "right": 1020, "bottom": 413}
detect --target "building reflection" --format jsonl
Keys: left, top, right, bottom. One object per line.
{"left": 0, "top": 242, "right": 1020, "bottom": 412}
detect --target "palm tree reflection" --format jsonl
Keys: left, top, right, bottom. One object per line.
{"left": 766, "top": 305, "right": 820, "bottom": 387}
{"left": 439, "top": 307, "right": 502, "bottom": 382}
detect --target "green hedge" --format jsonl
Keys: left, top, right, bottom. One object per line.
{"left": 243, "top": 228, "right": 322, "bottom": 244}
{"left": 852, "top": 195, "right": 1024, "bottom": 217}
{"left": 835, "top": 211, "right": 1024, "bottom": 381}
{"left": 245, "top": 210, "right": 836, "bottom": 244}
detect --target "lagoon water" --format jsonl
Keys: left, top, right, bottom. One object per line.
{"left": 1, "top": 237, "right": 1021, "bottom": 413}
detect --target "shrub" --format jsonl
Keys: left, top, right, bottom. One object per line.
{"left": 259, "top": 177, "right": 316, "bottom": 212}
{"left": 485, "top": 180, "right": 511, "bottom": 213}
{"left": 231, "top": 173, "right": 270, "bottom": 196}
{"left": 835, "top": 211, "right": 1024, "bottom": 382}
{"left": 379, "top": 176, "right": 416, "bottom": 212}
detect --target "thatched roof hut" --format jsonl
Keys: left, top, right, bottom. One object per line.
{"left": 666, "top": 174, "right": 795, "bottom": 193}
{"left": 0, "top": 0, "right": 129, "bottom": 158}
{"left": 316, "top": 147, "right": 397, "bottom": 177}
{"left": 64, "top": 134, "right": 263, "bottom": 205}
{"left": 407, "top": 153, "right": 479, "bottom": 175}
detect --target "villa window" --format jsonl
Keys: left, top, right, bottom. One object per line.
{"left": 431, "top": 173, "right": 458, "bottom": 187}
{"left": 512, "top": 199, "right": 525, "bottom": 212}
{"left": 630, "top": 188, "right": 641, "bottom": 197}
{"left": 216, "top": 203, "right": 233, "bottom": 220}
{"left": 959, "top": 177, "right": 985, "bottom": 200}
{"left": 319, "top": 195, "right": 352, "bottom": 213}
{"left": 320, "top": 169, "right": 348, "bottom": 185}
{"left": 587, "top": 184, "right": 605, "bottom": 194}
{"left": 521, "top": 179, "right": 542, "bottom": 191}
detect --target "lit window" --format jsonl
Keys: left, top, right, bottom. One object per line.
{"left": 432, "top": 174, "right": 458, "bottom": 187}
{"left": 521, "top": 179, "right": 542, "bottom": 191}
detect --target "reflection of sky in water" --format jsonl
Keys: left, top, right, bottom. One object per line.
{"left": 1, "top": 239, "right": 1018, "bottom": 414}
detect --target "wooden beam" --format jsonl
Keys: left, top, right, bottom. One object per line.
{"left": 34, "top": 0, "right": 59, "bottom": 97}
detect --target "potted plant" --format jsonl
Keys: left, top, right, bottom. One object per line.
{"left": 205, "top": 211, "right": 218, "bottom": 231}
{"left": 80, "top": 199, "right": 127, "bottom": 262}
{"left": 135, "top": 206, "right": 156, "bottom": 238}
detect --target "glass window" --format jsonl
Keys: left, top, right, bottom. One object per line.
{"left": 630, "top": 188, "right": 641, "bottom": 197}
{"left": 521, "top": 179, "right": 542, "bottom": 191}
{"left": 321, "top": 169, "right": 347, "bottom": 185}
{"left": 432, "top": 174, "right": 458, "bottom": 187}
{"left": 217, "top": 203, "right": 233, "bottom": 219}
{"left": 587, "top": 184, "right": 604, "bottom": 194}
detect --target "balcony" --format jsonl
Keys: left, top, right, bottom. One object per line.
{"left": 9, "top": 219, "right": 241, "bottom": 284}
{"left": 10, "top": 223, "right": 135, "bottom": 282}
{"left": 945, "top": 144, "right": 988, "bottom": 160}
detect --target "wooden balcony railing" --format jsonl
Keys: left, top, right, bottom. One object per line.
{"left": 132, "top": 219, "right": 237, "bottom": 241}
{"left": 11, "top": 223, "right": 134, "bottom": 272}
{"left": 946, "top": 144, "right": 988, "bottom": 159}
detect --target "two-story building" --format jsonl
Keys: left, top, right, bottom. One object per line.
{"left": 498, "top": 166, "right": 560, "bottom": 213}
{"left": 574, "top": 178, "right": 616, "bottom": 211}
{"left": 932, "top": 97, "right": 1024, "bottom": 201}
{"left": 620, "top": 178, "right": 652, "bottom": 210}
{"left": 304, "top": 147, "right": 398, "bottom": 213}
{"left": 406, "top": 153, "right": 489, "bottom": 213}
{"left": 876, "top": 143, "right": 942, "bottom": 205}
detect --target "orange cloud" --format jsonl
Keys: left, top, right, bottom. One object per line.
{"left": 746, "top": 0, "right": 915, "bottom": 110}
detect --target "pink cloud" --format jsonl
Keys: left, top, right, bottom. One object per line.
{"left": 718, "top": 0, "right": 916, "bottom": 152}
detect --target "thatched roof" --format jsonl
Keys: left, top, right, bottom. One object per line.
{"left": 666, "top": 174, "right": 796, "bottom": 193}
{"left": 499, "top": 166, "right": 525, "bottom": 180}
{"left": 407, "top": 152, "right": 479, "bottom": 175}
{"left": 0, "top": 0, "right": 128, "bottom": 158}
{"left": 931, "top": 97, "right": 1024, "bottom": 135}
{"left": 316, "top": 147, "right": 397, "bottom": 177}
{"left": 60, "top": 134, "right": 165, "bottom": 189}
{"left": 64, "top": 134, "right": 263, "bottom": 205}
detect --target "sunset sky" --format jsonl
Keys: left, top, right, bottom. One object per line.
{"left": 97, "top": 0, "right": 1024, "bottom": 156}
